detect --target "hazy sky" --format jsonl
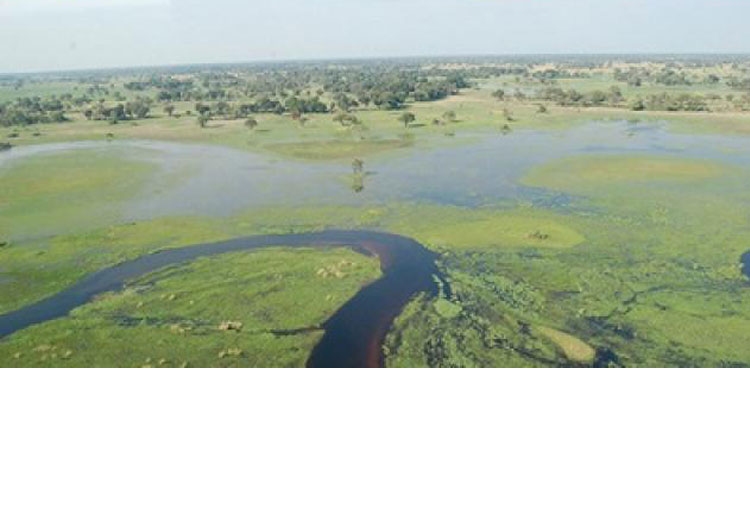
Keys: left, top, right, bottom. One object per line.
{"left": 1, "top": 0, "right": 749, "bottom": 73}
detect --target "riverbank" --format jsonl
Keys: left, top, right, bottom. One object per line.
{"left": 0, "top": 231, "right": 444, "bottom": 368}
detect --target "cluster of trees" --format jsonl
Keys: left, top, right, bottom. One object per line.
{"left": 118, "top": 65, "right": 474, "bottom": 113}
{"left": 537, "top": 86, "right": 624, "bottom": 107}
{"left": 536, "top": 85, "right": 709, "bottom": 112}
{"left": 0, "top": 97, "right": 68, "bottom": 127}
{"left": 727, "top": 77, "right": 750, "bottom": 91}
{"left": 83, "top": 97, "right": 152, "bottom": 122}
{"left": 191, "top": 94, "right": 329, "bottom": 120}
{"left": 320, "top": 68, "right": 470, "bottom": 110}
{"left": 614, "top": 67, "right": 693, "bottom": 87}
{"left": 630, "top": 93, "right": 708, "bottom": 112}
{"left": 530, "top": 68, "right": 582, "bottom": 84}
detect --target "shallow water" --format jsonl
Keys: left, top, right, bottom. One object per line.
{"left": 3, "top": 122, "right": 750, "bottom": 226}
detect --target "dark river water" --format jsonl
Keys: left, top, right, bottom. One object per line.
{"left": 0, "top": 230, "right": 447, "bottom": 368}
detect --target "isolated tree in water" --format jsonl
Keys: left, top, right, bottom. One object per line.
{"left": 399, "top": 112, "right": 416, "bottom": 128}
{"left": 352, "top": 158, "right": 364, "bottom": 173}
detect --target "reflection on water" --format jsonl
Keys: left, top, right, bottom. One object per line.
{"left": 2, "top": 121, "right": 750, "bottom": 222}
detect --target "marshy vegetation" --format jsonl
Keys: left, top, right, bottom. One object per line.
{"left": 2, "top": 55, "right": 750, "bottom": 367}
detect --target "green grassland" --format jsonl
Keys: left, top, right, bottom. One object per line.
{"left": 0, "top": 248, "right": 380, "bottom": 367}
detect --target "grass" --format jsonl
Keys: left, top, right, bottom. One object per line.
{"left": 0, "top": 247, "right": 380, "bottom": 367}
{"left": 265, "top": 138, "right": 413, "bottom": 160}
{"left": 523, "top": 154, "right": 727, "bottom": 193}
{"left": 388, "top": 206, "right": 585, "bottom": 250}
{"left": 536, "top": 326, "right": 595, "bottom": 365}
{"left": 0, "top": 151, "right": 155, "bottom": 239}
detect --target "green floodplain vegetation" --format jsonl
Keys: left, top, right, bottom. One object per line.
{"left": 2, "top": 55, "right": 750, "bottom": 367}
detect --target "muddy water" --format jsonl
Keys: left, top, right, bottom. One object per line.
{"left": 0, "top": 230, "right": 447, "bottom": 368}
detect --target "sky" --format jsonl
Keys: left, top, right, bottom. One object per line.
{"left": 1, "top": 0, "right": 749, "bottom": 73}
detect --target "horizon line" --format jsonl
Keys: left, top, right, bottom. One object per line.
{"left": 2, "top": 51, "right": 750, "bottom": 77}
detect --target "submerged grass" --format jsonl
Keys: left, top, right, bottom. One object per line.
{"left": 523, "top": 154, "right": 727, "bottom": 192}
{"left": 0, "top": 151, "right": 154, "bottom": 239}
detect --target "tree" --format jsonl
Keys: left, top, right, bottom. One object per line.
{"left": 492, "top": 89, "right": 505, "bottom": 101}
{"left": 442, "top": 110, "right": 456, "bottom": 122}
{"left": 163, "top": 104, "right": 175, "bottom": 117}
{"left": 333, "top": 112, "right": 359, "bottom": 126}
{"left": 244, "top": 117, "right": 258, "bottom": 130}
{"left": 352, "top": 158, "right": 364, "bottom": 173}
{"left": 399, "top": 112, "right": 416, "bottom": 128}
{"left": 502, "top": 108, "right": 514, "bottom": 122}
{"left": 197, "top": 114, "right": 209, "bottom": 128}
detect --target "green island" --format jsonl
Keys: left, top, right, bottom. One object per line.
{"left": 2, "top": 55, "right": 750, "bottom": 367}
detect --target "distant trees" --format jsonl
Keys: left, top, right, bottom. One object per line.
{"left": 0, "top": 97, "right": 70, "bottom": 127}
{"left": 399, "top": 112, "right": 416, "bottom": 128}
{"left": 630, "top": 93, "right": 708, "bottom": 112}
{"left": 125, "top": 98, "right": 150, "bottom": 119}
{"left": 333, "top": 112, "right": 359, "bottom": 126}
{"left": 81, "top": 98, "right": 150, "bottom": 123}
{"left": 491, "top": 89, "right": 505, "bottom": 101}
{"left": 537, "top": 86, "right": 624, "bottom": 107}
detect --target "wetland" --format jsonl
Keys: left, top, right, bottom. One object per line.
{"left": 2, "top": 55, "right": 750, "bottom": 367}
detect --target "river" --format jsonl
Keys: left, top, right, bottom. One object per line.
{"left": 0, "top": 230, "right": 448, "bottom": 368}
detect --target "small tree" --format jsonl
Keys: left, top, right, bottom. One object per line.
{"left": 502, "top": 108, "right": 514, "bottom": 122}
{"left": 352, "top": 158, "right": 364, "bottom": 173}
{"left": 442, "top": 110, "right": 457, "bottom": 122}
{"left": 492, "top": 89, "right": 505, "bottom": 101}
{"left": 197, "top": 114, "right": 209, "bottom": 128}
{"left": 244, "top": 117, "right": 258, "bottom": 130}
{"left": 163, "top": 104, "right": 175, "bottom": 117}
{"left": 399, "top": 112, "right": 416, "bottom": 128}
